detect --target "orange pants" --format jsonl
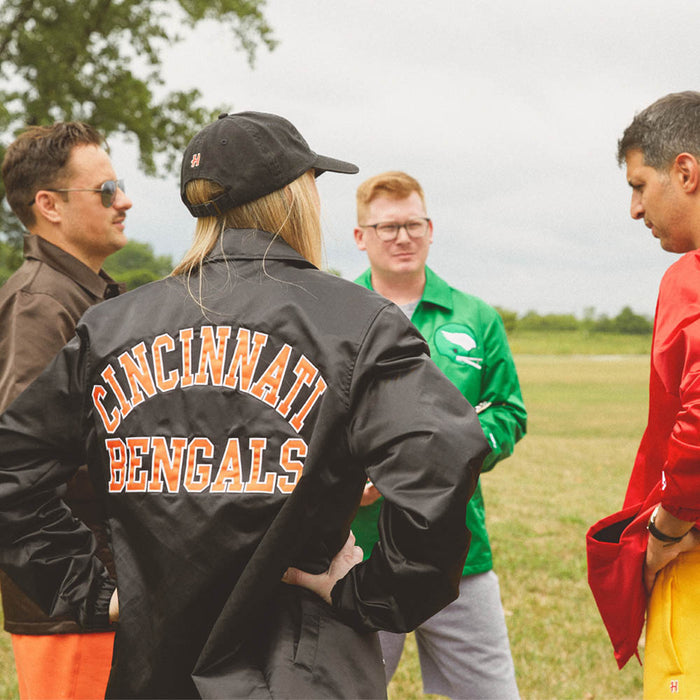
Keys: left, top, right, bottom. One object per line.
{"left": 12, "top": 631, "right": 114, "bottom": 700}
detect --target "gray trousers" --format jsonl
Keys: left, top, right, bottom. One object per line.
{"left": 380, "top": 571, "right": 519, "bottom": 700}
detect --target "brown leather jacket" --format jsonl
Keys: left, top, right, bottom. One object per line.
{"left": 0, "top": 233, "right": 122, "bottom": 634}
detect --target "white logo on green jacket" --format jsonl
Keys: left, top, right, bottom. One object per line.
{"left": 435, "top": 324, "right": 483, "bottom": 369}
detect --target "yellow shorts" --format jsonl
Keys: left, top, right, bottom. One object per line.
{"left": 644, "top": 548, "right": 700, "bottom": 699}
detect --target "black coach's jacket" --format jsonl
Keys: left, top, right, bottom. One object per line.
{"left": 0, "top": 229, "right": 488, "bottom": 699}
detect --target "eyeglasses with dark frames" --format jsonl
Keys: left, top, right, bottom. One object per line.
{"left": 29, "top": 179, "right": 125, "bottom": 208}
{"left": 361, "top": 217, "right": 431, "bottom": 242}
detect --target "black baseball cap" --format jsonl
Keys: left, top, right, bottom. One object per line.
{"left": 180, "top": 111, "right": 359, "bottom": 217}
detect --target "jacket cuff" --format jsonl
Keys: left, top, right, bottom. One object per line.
{"left": 660, "top": 502, "right": 700, "bottom": 524}
{"left": 329, "top": 578, "right": 373, "bottom": 631}
{"left": 80, "top": 577, "right": 116, "bottom": 630}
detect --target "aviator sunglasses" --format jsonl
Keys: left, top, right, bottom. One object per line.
{"left": 29, "top": 179, "right": 125, "bottom": 208}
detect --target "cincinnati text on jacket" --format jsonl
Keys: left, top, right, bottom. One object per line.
{"left": 105, "top": 435, "right": 307, "bottom": 493}
{"left": 91, "top": 325, "right": 328, "bottom": 435}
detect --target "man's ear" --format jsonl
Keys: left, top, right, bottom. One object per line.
{"left": 353, "top": 227, "right": 367, "bottom": 251}
{"left": 32, "top": 190, "right": 63, "bottom": 224}
{"left": 673, "top": 153, "right": 700, "bottom": 193}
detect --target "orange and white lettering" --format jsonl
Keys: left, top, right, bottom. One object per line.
{"left": 183, "top": 437, "right": 214, "bottom": 492}
{"left": 180, "top": 328, "right": 195, "bottom": 388}
{"left": 290, "top": 377, "right": 327, "bottom": 432}
{"left": 106, "top": 438, "right": 127, "bottom": 492}
{"left": 126, "top": 437, "right": 151, "bottom": 492}
{"left": 277, "top": 438, "right": 307, "bottom": 493}
{"left": 250, "top": 344, "right": 291, "bottom": 407}
{"left": 152, "top": 334, "right": 179, "bottom": 392}
{"left": 277, "top": 356, "right": 317, "bottom": 418}
{"left": 195, "top": 326, "right": 231, "bottom": 386}
{"left": 244, "top": 437, "right": 274, "bottom": 493}
{"left": 118, "top": 343, "right": 157, "bottom": 408}
{"left": 149, "top": 436, "right": 187, "bottom": 493}
{"left": 223, "top": 328, "right": 268, "bottom": 391}
{"left": 102, "top": 364, "right": 133, "bottom": 420}
{"left": 211, "top": 438, "right": 245, "bottom": 493}
{"left": 92, "top": 384, "right": 120, "bottom": 433}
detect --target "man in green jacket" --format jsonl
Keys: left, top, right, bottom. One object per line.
{"left": 352, "top": 171, "right": 527, "bottom": 699}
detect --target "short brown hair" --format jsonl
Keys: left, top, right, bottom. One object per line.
{"left": 2, "top": 122, "right": 104, "bottom": 228}
{"left": 617, "top": 91, "right": 700, "bottom": 170}
{"left": 356, "top": 171, "right": 426, "bottom": 223}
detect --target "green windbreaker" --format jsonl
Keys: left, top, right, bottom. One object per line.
{"left": 351, "top": 266, "right": 527, "bottom": 576}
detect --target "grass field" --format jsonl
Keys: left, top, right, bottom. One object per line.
{"left": 507, "top": 330, "right": 651, "bottom": 356}
{"left": 0, "top": 334, "right": 652, "bottom": 699}
{"left": 388, "top": 352, "right": 650, "bottom": 700}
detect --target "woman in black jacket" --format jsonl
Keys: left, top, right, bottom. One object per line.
{"left": 0, "top": 112, "right": 488, "bottom": 698}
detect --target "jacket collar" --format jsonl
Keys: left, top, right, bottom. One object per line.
{"left": 203, "top": 228, "right": 316, "bottom": 269}
{"left": 420, "top": 266, "right": 453, "bottom": 312}
{"left": 23, "top": 234, "right": 124, "bottom": 299}
{"left": 356, "top": 265, "right": 454, "bottom": 312}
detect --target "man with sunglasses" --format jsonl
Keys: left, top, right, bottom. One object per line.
{"left": 351, "top": 171, "right": 526, "bottom": 699}
{"left": 0, "top": 122, "right": 131, "bottom": 698}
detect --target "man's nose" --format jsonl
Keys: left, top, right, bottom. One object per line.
{"left": 115, "top": 188, "right": 133, "bottom": 211}
{"left": 395, "top": 224, "right": 411, "bottom": 242}
{"left": 630, "top": 193, "right": 643, "bottom": 220}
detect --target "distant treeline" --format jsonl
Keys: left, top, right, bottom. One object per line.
{"left": 495, "top": 306, "right": 653, "bottom": 335}
{"left": 0, "top": 241, "right": 656, "bottom": 338}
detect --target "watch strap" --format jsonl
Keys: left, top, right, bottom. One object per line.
{"left": 647, "top": 509, "right": 686, "bottom": 543}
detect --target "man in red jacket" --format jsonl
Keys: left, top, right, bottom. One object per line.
{"left": 618, "top": 91, "right": 700, "bottom": 698}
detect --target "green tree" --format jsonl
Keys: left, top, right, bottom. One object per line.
{"left": 103, "top": 240, "right": 174, "bottom": 290}
{"left": 581, "top": 305, "right": 597, "bottom": 331}
{"left": 0, "top": 237, "right": 22, "bottom": 285}
{"left": 0, "top": 0, "right": 276, "bottom": 249}
{"left": 596, "top": 306, "right": 652, "bottom": 335}
{"left": 494, "top": 306, "right": 517, "bottom": 333}
{"left": 518, "top": 310, "right": 579, "bottom": 332}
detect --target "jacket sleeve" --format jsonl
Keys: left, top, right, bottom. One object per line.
{"left": 0, "top": 332, "right": 115, "bottom": 628}
{"left": 0, "top": 290, "right": 78, "bottom": 412}
{"left": 475, "top": 311, "right": 527, "bottom": 472}
{"left": 331, "top": 304, "right": 489, "bottom": 632}
{"left": 652, "top": 263, "right": 700, "bottom": 522}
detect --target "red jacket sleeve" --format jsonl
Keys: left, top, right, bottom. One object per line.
{"left": 649, "top": 251, "right": 700, "bottom": 521}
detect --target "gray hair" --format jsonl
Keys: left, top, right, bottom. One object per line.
{"left": 617, "top": 91, "right": 700, "bottom": 169}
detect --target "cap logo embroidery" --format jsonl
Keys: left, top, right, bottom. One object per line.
{"left": 190, "top": 153, "right": 201, "bottom": 168}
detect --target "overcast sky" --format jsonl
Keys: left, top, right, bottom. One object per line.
{"left": 110, "top": 1, "right": 700, "bottom": 318}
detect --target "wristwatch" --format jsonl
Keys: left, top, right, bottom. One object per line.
{"left": 647, "top": 506, "right": 687, "bottom": 544}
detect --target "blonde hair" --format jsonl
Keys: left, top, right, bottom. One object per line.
{"left": 355, "top": 171, "right": 426, "bottom": 223}
{"left": 173, "top": 169, "right": 322, "bottom": 278}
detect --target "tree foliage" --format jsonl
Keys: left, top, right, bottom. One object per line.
{"left": 0, "top": 236, "right": 22, "bottom": 285}
{"left": 588, "top": 306, "right": 653, "bottom": 334}
{"left": 518, "top": 310, "right": 579, "bottom": 332}
{"left": 496, "top": 305, "right": 653, "bottom": 335}
{"left": 0, "top": 0, "right": 276, "bottom": 246}
{"left": 103, "top": 240, "right": 174, "bottom": 290}
{"left": 494, "top": 306, "right": 517, "bottom": 333}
